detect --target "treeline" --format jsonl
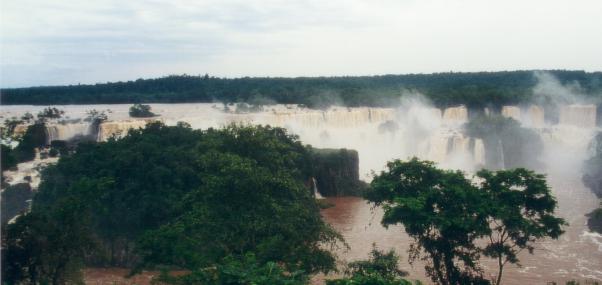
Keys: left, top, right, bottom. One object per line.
{"left": 2, "top": 70, "right": 601, "bottom": 108}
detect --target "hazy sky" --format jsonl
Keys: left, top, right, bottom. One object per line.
{"left": 1, "top": 0, "right": 601, "bottom": 87}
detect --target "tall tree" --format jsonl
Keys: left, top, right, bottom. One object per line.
{"left": 367, "top": 158, "right": 566, "bottom": 285}
{"left": 477, "top": 169, "right": 565, "bottom": 285}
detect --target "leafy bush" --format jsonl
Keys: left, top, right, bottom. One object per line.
{"left": 157, "top": 253, "right": 307, "bottom": 285}
{"left": 326, "top": 245, "right": 417, "bottom": 285}
{"left": 129, "top": 104, "right": 156, "bottom": 117}
{"left": 1, "top": 144, "right": 18, "bottom": 171}
{"left": 37, "top": 107, "right": 64, "bottom": 121}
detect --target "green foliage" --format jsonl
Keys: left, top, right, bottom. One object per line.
{"left": 1, "top": 144, "right": 18, "bottom": 170}
{"left": 3, "top": 71, "right": 601, "bottom": 108}
{"left": 346, "top": 245, "right": 408, "bottom": 280}
{"left": 587, "top": 203, "right": 602, "bottom": 234}
{"left": 1, "top": 199, "right": 95, "bottom": 285}
{"left": 48, "top": 148, "right": 59, "bottom": 157}
{"left": 1, "top": 183, "right": 32, "bottom": 223}
{"left": 2, "top": 117, "right": 24, "bottom": 138}
{"left": 36, "top": 107, "right": 64, "bottom": 122}
{"left": 128, "top": 103, "right": 156, "bottom": 117}
{"left": 465, "top": 114, "right": 543, "bottom": 170}
{"left": 477, "top": 168, "right": 566, "bottom": 285}
{"left": 367, "top": 158, "right": 566, "bottom": 285}
{"left": 50, "top": 140, "right": 69, "bottom": 156}
{"left": 13, "top": 123, "right": 47, "bottom": 162}
{"left": 84, "top": 109, "right": 108, "bottom": 124}
{"left": 3, "top": 122, "right": 341, "bottom": 284}
{"left": 326, "top": 245, "right": 416, "bottom": 285}
{"left": 157, "top": 253, "right": 307, "bottom": 285}
{"left": 21, "top": 112, "right": 34, "bottom": 123}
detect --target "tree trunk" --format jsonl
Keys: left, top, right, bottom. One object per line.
{"left": 496, "top": 255, "right": 504, "bottom": 285}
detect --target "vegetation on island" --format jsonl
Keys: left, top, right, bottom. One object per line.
{"left": 1, "top": 123, "right": 342, "bottom": 284}
{"left": 465, "top": 114, "right": 543, "bottom": 170}
{"left": 128, "top": 103, "right": 156, "bottom": 118}
{"left": 309, "top": 148, "right": 368, "bottom": 196}
{"left": 583, "top": 132, "right": 602, "bottom": 233}
{"left": 367, "top": 158, "right": 566, "bottom": 285}
{"left": 2, "top": 71, "right": 602, "bottom": 109}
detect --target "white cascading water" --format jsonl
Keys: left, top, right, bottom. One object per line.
{"left": 45, "top": 122, "right": 93, "bottom": 144}
{"left": 311, "top": 177, "right": 324, "bottom": 199}
{"left": 97, "top": 120, "right": 157, "bottom": 141}
{"left": 559, "top": 104, "right": 597, "bottom": 128}
{"left": 474, "top": 138, "right": 486, "bottom": 166}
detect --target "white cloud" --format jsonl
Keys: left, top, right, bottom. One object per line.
{"left": 1, "top": 0, "right": 601, "bottom": 87}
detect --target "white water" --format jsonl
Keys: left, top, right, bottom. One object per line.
{"left": 45, "top": 122, "right": 93, "bottom": 143}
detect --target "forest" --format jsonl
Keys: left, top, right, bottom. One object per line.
{"left": 2, "top": 70, "right": 602, "bottom": 108}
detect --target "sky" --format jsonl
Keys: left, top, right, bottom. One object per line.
{"left": 1, "top": 0, "right": 601, "bottom": 88}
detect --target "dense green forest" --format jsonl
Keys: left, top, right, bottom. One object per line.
{"left": 1, "top": 123, "right": 343, "bottom": 284}
{"left": 2, "top": 70, "right": 601, "bottom": 108}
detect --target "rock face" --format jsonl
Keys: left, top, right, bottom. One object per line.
{"left": 587, "top": 209, "right": 602, "bottom": 234}
{"left": 310, "top": 148, "right": 367, "bottom": 197}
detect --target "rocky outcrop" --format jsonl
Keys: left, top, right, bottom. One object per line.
{"left": 310, "top": 148, "right": 368, "bottom": 197}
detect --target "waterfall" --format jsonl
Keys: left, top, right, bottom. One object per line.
{"left": 497, "top": 138, "right": 505, "bottom": 169}
{"left": 525, "top": 105, "right": 545, "bottom": 127}
{"left": 45, "top": 122, "right": 93, "bottom": 144}
{"left": 97, "top": 120, "right": 152, "bottom": 141}
{"left": 559, "top": 104, "right": 597, "bottom": 128}
{"left": 311, "top": 177, "right": 324, "bottom": 199}
{"left": 501, "top": 106, "right": 521, "bottom": 121}
{"left": 442, "top": 105, "right": 468, "bottom": 126}
{"left": 426, "top": 131, "right": 451, "bottom": 164}
{"left": 474, "top": 138, "right": 485, "bottom": 166}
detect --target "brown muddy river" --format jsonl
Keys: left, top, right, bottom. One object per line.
{"left": 321, "top": 194, "right": 602, "bottom": 284}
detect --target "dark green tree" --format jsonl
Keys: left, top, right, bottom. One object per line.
{"left": 367, "top": 158, "right": 490, "bottom": 285}
{"left": 14, "top": 123, "right": 47, "bottom": 162}
{"left": 1, "top": 144, "right": 18, "bottom": 171}
{"left": 4, "top": 122, "right": 341, "bottom": 284}
{"left": 326, "top": 245, "right": 416, "bottom": 285}
{"left": 1, "top": 199, "right": 95, "bottom": 285}
{"left": 128, "top": 104, "right": 156, "bottom": 117}
{"left": 367, "top": 158, "right": 565, "bottom": 285}
{"left": 157, "top": 253, "right": 307, "bottom": 285}
{"left": 36, "top": 107, "right": 64, "bottom": 122}
{"left": 477, "top": 168, "right": 566, "bottom": 285}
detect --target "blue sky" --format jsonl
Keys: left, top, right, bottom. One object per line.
{"left": 1, "top": 0, "right": 601, "bottom": 88}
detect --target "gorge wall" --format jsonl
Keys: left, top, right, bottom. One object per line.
{"left": 310, "top": 148, "right": 367, "bottom": 197}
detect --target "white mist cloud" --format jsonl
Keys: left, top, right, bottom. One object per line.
{"left": 1, "top": 0, "right": 602, "bottom": 87}
{"left": 532, "top": 71, "right": 600, "bottom": 106}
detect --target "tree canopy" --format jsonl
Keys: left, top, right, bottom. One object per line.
{"left": 2, "top": 71, "right": 601, "bottom": 109}
{"left": 2, "top": 122, "right": 342, "bottom": 284}
{"left": 367, "top": 158, "right": 566, "bottom": 285}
